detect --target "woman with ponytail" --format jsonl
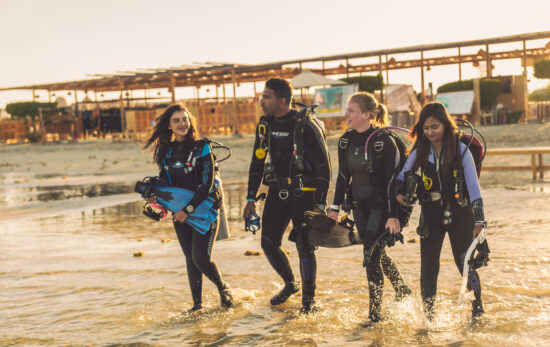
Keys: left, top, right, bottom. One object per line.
{"left": 328, "top": 92, "right": 411, "bottom": 326}
{"left": 144, "top": 104, "right": 234, "bottom": 312}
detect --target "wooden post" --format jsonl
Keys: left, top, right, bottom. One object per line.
{"left": 73, "top": 89, "right": 79, "bottom": 141}
{"left": 420, "top": 51, "right": 426, "bottom": 106}
{"left": 170, "top": 72, "right": 176, "bottom": 103}
{"left": 32, "top": 88, "right": 37, "bottom": 101}
{"left": 322, "top": 60, "right": 325, "bottom": 75}
{"left": 231, "top": 67, "right": 238, "bottom": 134}
{"left": 385, "top": 54, "right": 389, "bottom": 84}
{"left": 458, "top": 46, "right": 462, "bottom": 81}
{"left": 531, "top": 152, "right": 536, "bottom": 181}
{"left": 378, "top": 55, "right": 384, "bottom": 103}
{"left": 223, "top": 82, "right": 226, "bottom": 103}
{"left": 196, "top": 86, "right": 200, "bottom": 104}
{"left": 216, "top": 84, "right": 219, "bottom": 102}
{"left": 485, "top": 43, "right": 491, "bottom": 78}
{"left": 144, "top": 86, "right": 149, "bottom": 108}
{"left": 539, "top": 153, "right": 544, "bottom": 179}
{"left": 346, "top": 58, "right": 350, "bottom": 78}
{"left": 472, "top": 79, "right": 481, "bottom": 125}
{"left": 523, "top": 40, "right": 527, "bottom": 80}
{"left": 48, "top": 90, "right": 52, "bottom": 103}
{"left": 119, "top": 81, "right": 125, "bottom": 134}
{"left": 38, "top": 107, "right": 46, "bottom": 144}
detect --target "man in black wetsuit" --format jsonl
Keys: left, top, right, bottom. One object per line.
{"left": 242, "top": 78, "right": 331, "bottom": 313}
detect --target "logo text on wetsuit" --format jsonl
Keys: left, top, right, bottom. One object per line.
{"left": 271, "top": 131, "right": 290, "bottom": 138}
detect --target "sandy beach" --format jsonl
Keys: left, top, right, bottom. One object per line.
{"left": 1, "top": 122, "right": 550, "bottom": 346}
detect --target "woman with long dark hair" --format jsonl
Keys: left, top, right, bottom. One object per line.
{"left": 395, "top": 102, "right": 487, "bottom": 321}
{"left": 328, "top": 92, "right": 411, "bottom": 326}
{"left": 144, "top": 104, "right": 233, "bottom": 312}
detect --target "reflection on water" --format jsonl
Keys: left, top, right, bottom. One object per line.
{"left": 0, "top": 183, "right": 133, "bottom": 207}
{"left": 1, "top": 181, "right": 550, "bottom": 346}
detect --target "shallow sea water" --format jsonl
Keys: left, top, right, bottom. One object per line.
{"left": 1, "top": 178, "right": 550, "bottom": 346}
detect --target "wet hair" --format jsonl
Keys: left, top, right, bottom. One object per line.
{"left": 348, "top": 92, "right": 389, "bottom": 127}
{"left": 143, "top": 104, "right": 199, "bottom": 167}
{"left": 408, "top": 101, "right": 458, "bottom": 176}
{"left": 265, "top": 78, "right": 293, "bottom": 105}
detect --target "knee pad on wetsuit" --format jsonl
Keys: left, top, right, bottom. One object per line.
{"left": 261, "top": 235, "right": 281, "bottom": 255}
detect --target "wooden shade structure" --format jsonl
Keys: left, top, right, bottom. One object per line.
{"left": 2, "top": 31, "right": 549, "bottom": 100}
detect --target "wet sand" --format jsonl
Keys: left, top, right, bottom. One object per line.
{"left": 1, "top": 123, "right": 550, "bottom": 346}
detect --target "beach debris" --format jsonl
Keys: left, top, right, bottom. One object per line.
{"left": 133, "top": 251, "right": 144, "bottom": 257}
{"left": 136, "top": 237, "right": 143, "bottom": 242}
{"left": 161, "top": 238, "right": 171, "bottom": 243}
{"left": 407, "top": 238, "right": 417, "bottom": 243}
{"left": 244, "top": 250, "right": 263, "bottom": 256}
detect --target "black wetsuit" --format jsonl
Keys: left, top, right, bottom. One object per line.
{"left": 397, "top": 143, "right": 486, "bottom": 317}
{"left": 333, "top": 128, "right": 410, "bottom": 322}
{"left": 247, "top": 109, "right": 331, "bottom": 300}
{"left": 161, "top": 139, "right": 227, "bottom": 307}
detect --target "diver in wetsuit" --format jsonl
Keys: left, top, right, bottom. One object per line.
{"left": 395, "top": 102, "right": 488, "bottom": 321}
{"left": 327, "top": 92, "right": 411, "bottom": 326}
{"left": 144, "top": 104, "right": 233, "bottom": 312}
{"left": 242, "top": 78, "right": 331, "bottom": 313}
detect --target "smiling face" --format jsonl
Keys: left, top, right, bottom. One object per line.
{"left": 169, "top": 110, "right": 191, "bottom": 141}
{"left": 422, "top": 116, "right": 445, "bottom": 145}
{"left": 344, "top": 101, "right": 371, "bottom": 132}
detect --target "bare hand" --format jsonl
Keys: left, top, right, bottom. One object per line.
{"left": 173, "top": 209, "right": 188, "bottom": 223}
{"left": 385, "top": 217, "right": 401, "bottom": 235}
{"left": 396, "top": 194, "right": 412, "bottom": 207}
{"left": 473, "top": 224, "right": 484, "bottom": 238}
{"left": 327, "top": 210, "right": 339, "bottom": 221}
{"left": 243, "top": 201, "right": 256, "bottom": 220}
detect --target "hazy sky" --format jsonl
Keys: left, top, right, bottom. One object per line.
{"left": 1, "top": 0, "right": 549, "bottom": 108}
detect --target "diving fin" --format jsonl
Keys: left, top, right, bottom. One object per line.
{"left": 304, "top": 211, "right": 361, "bottom": 248}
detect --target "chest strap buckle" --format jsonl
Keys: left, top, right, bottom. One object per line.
{"left": 422, "top": 191, "right": 442, "bottom": 202}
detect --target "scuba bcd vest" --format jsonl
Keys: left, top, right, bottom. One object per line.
{"left": 162, "top": 138, "right": 231, "bottom": 209}
{"left": 257, "top": 102, "right": 327, "bottom": 193}
{"left": 406, "top": 119, "right": 486, "bottom": 207}
{"left": 338, "top": 126, "right": 412, "bottom": 227}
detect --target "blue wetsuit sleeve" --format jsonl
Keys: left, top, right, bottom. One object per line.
{"left": 247, "top": 121, "right": 266, "bottom": 200}
{"left": 461, "top": 143, "right": 482, "bottom": 202}
{"left": 185, "top": 144, "right": 215, "bottom": 211}
{"left": 397, "top": 149, "right": 417, "bottom": 182}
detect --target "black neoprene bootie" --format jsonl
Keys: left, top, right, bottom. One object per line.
{"left": 301, "top": 287, "right": 317, "bottom": 314}
{"left": 187, "top": 302, "right": 202, "bottom": 313}
{"left": 270, "top": 282, "right": 300, "bottom": 305}
{"left": 472, "top": 289, "right": 484, "bottom": 319}
{"left": 219, "top": 282, "right": 234, "bottom": 309}
{"left": 367, "top": 283, "right": 383, "bottom": 324}
{"left": 395, "top": 285, "right": 412, "bottom": 302}
{"left": 423, "top": 296, "right": 435, "bottom": 322}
